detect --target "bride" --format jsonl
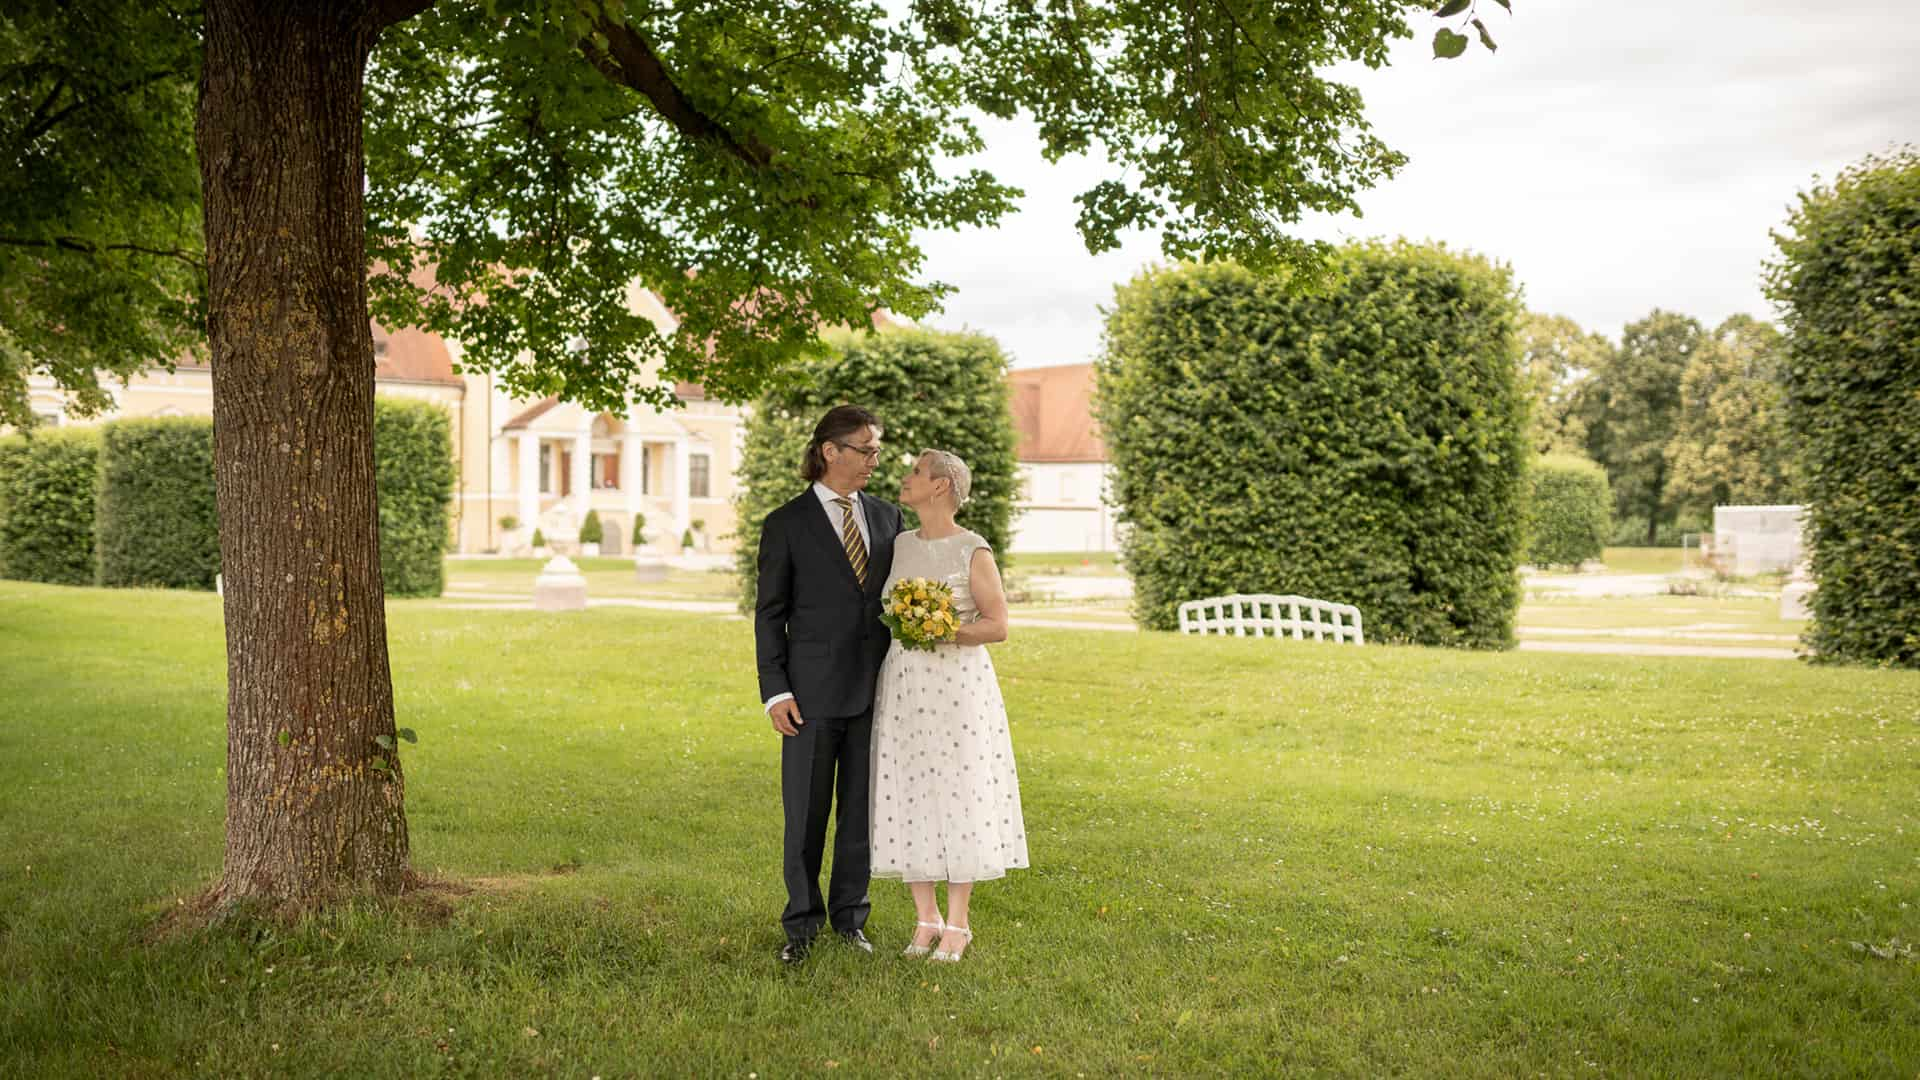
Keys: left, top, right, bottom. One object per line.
{"left": 869, "top": 449, "right": 1029, "bottom": 963}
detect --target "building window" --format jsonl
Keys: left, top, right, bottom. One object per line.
{"left": 1060, "top": 473, "right": 1076, "bottom": 502}
{"left": 591, "top": 451, "right": 620, "bottom": 490}
{"left": 538, "top": 443, "right": 551, "bottom": 494}
{"left": 689, "top": 453, "right": 711, "bottom": 498}
{"left": 33, "top": 411, "right": 61, "bottom": 428}
{"left": 641, "top": 447, "right": 652, "bottom": 495}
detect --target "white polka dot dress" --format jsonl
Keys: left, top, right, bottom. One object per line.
{"left": 869, "top": 530, "right": 1029, "bottom": 884}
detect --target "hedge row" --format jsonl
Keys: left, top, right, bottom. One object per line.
{"left": 1525, "top": 454, "right": 1611, "bottom": 568}
{"left": 95, "top": 418, "right": 221, "bottom": 589}
{"left": 1768, "top": 148, "right": 1920, "bottom": 668}
{"left": 1097, "top": 243, "right": 1530, "bottom": 648}
{"left": 0, "top": 399, "right": 453, "bottom": 596}
{"left": 0, "top": 427, "right": 100, "bottom": 585}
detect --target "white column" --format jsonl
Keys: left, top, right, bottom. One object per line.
{"left": 517, "top": 433, "right": 539, "bottom": 535}
{"left": 671, "top": 436, "right": 690, "bottom": 537}
{"left": 570, "top": 428, "right": 592, "bottom": 531}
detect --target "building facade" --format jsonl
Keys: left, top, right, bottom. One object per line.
{"left": 1007, "top": 362, "right": 1121, "bottom": 554}
{"left": 17, "top": 286, "right": 746, "bottom": 557}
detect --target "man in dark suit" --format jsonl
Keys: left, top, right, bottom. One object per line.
{"left": 755, "top": 404, "right": 903, "bottom": 963}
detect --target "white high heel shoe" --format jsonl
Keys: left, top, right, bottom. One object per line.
{"left": 930, "top": 925, "right": 972, "bottom": 963}
{"left": 902, "top": 919, "right": 945, "bottom": 958}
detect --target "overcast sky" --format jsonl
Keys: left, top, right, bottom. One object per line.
{"left": 909, "top": 0, "right": 1920, "bottom": 369}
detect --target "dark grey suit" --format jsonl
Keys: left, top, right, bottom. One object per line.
{"left": 755, "top": 488, "right": 902, "bottom": 944}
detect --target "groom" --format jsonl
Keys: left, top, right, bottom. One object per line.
{"left": 755, "top": 404, "right": 903, "bottom": 963}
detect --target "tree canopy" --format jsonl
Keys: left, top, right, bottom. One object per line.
{"left": 6, "top": 0, "right": 1511, "bottom": 425}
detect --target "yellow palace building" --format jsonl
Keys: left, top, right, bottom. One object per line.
{"left": 19, "top": 284, "right": 746, "bottom": 558}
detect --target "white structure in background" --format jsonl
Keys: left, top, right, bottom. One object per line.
{"left": 1711, "top": 505, "right": 1805, "bottom": 577}
{"left": 1177, "top": 593, "right": 1365, "bottom": 644}
{"left": 1007, "top": 363, "right": 1121, "bottom": 554}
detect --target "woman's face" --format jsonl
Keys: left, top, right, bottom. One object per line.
{"left": 900, "top": 453, "right": 946, "bottom": 510}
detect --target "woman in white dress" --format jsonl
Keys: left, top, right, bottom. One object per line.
{"left": 870, "top": 449, "right": 1028, "bottom": 963}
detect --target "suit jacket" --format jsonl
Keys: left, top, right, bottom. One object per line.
{"left": 755, "top": 488, "right": 903, "bottom": 719}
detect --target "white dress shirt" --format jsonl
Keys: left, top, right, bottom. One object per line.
{"left": 764, "top": 483, "right": 871, "bottom": 714}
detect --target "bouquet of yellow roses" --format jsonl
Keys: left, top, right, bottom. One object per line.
{"left": 880, "top": 576, "right": 958, "bottom": 651}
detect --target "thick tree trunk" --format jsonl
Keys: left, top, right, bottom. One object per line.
{"left": 197, "top": 0, "right": 409, "bottom": 905}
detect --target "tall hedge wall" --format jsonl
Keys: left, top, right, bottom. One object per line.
{"left": 1097, "top": 243, "right": 1529, "bottom": 647}
{"left": 733, "top": 327, "right": 1018, "bottom": 613}
{"left": 89, "top": 401, "right": 453, "bottom": 595}
{"left": 1525, "top": 454, "right": 1611, "bottom": 568}
{"left": 95, "top": 417, "right": 221, "bottom": 589}
{"left": 1767, "top": 148, "right": 1920, "bottom": 667}
{"left": 373, "top": 397, "right": 455, "bottom": 597}
{"left": 0, "top": 427, "right": 100, "bottom": 585}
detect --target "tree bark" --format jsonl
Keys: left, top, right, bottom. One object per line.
{"left": 197, "top": 0, "right": 409, "bottom": 906}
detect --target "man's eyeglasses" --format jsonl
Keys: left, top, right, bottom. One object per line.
{"left": 831, "top": 440, "right": 883, "bottom": 462}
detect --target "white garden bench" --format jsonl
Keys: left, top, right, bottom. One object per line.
{"left": 1176, "top": 593, "right": 1365, "bottom": 645}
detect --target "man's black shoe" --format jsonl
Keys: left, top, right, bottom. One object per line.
{"left": 779, "top": 939, "right": 812, "bottom": 965}
{"left": 838, "top": 928, "right": 874, "bottom": 953}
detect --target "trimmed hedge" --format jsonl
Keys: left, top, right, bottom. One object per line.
{"left": 0, "top": 427, "right": 101, "bottom": 585}
{"left": 1097, "top": 243, "right": 1529, "bottom": 647}
{"left": 1525, "top": 454, "right": 1611, "bottom": 568}
{"left": 733, "top": 327, "right": 1019, "bottom": 613}
{"left": 95, "top": 417, "right": 221, "bottom": 589}
{"left": 1767, "top": 148, "right": 1920, "bottom": 667}
{"left": 373, "top": 398, "right": 455, "bottom": 597}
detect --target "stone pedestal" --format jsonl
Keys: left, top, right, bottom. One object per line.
{"left": 632, "top": 549, "right": 669, "bottom": 583}
{"left": 1780, "top": 576, "right": 1815, "bottom": 620}
{"left": 533, "top": 556, "right": 588, "bottom": 611}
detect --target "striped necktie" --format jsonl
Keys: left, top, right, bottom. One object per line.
{"left": 833, "top": 495, "right": 868, "bottom": 586}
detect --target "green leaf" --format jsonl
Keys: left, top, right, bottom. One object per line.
{"left": 396, "top": 727, "right": 418, "bottom": 744}
{"left": 374, "top": 734, "right": 395, "bottom": 750}
{"left": 1434, "top": 0, "right": 1472, "bottom": 16}
{"left": 1493, "top": 0, "right": 1512, "bottom": 10}
{"left": 370, "top": 757, "right": 390, "bottom": 773}
{"left": 1473, "top": 18, "right": 1498, "bottom": 52}
{"left": 276, "top": 730, "right": 291, "bottom": 747}
{"left": 1433, "top": 28, "right": 1470, "bottom": 58}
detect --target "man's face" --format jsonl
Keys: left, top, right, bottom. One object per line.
{"left": 825, "top": 424, "right": 881, "bottom": 492}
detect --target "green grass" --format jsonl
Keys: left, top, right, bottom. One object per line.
{"left": 1594, "top": 547, "right": 1687, "bottom": 576}
{"left": 3, "top": 580, "right": 1916, "bottom": 1076}
{"left": 1004, "top": 551, "right": 1122, "bottom": 576}
{"left": 1517, "top": 595, "right": 1802, "bottom": 637}
{"left": 446, "top": 557, "right": 739, "bottom": 603}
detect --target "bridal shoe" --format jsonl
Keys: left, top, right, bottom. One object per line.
{"left": 902, "top": 919, "right": 945, "bottom": 958}
{"left": 930, "top": 925, "right": 972, "bottom": 963}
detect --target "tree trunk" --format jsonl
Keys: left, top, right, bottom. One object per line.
{"left": 197, "top": 0, "right": 409, "bottom": 906}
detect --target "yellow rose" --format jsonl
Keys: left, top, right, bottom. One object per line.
{"left": 922, "top": 619, "right": 939, "bottom": 634}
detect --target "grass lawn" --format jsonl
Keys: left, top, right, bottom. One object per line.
{"left": 3, "top": 581, "right": 1916, "bottom": 1076}
{"left": 1004, "top": 551, "right": 1123, "bottom": 576}
{"left": 447, "top": 557, "right": 740, "bottom": 604}
{"left": 1595, "top": 547, "right": 1688, "bottom": 576}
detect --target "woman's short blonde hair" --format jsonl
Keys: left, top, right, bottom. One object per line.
{"left": 920, "top": 449, "right": 972, "bottom": 509}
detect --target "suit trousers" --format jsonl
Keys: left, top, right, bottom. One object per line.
{"left": 780, "top": 707, "right": 872, "bottom": 943}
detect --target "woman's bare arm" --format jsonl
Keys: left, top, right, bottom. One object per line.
{"left": 953, "top": 547, "right": 1009, "bottom": 645}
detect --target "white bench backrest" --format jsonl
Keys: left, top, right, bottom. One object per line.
{"left": 1176, "top": 593, "right": 1364, "bottom": 645}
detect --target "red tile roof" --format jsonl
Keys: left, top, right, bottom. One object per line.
{"left": 1009, "top": 363, "right": 1105, "bottom": 463}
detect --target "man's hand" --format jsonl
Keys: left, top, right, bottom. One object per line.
{"left": 769, "top": 698, "right": 805, "bottom": 737}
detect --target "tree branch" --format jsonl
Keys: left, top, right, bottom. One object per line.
{"left": 0, "top": 234, "right": 205, "bottom": 271}
{"left": 16, "top": 68, "right": 187, "bottom": 148}
{"left": 583, "top": 17, "right": 775, "bottom": 168}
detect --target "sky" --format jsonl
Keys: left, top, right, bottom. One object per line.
{"left": 908, "top": 0, "right": 1920, "bottom": 369}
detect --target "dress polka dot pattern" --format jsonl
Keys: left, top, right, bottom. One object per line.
{"left": 869, "top": 529, "right": 1029, "bottom": 884}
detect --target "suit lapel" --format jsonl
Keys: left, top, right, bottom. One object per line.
{"left": 798, "top": 488, "right": 863, "bottom": 593}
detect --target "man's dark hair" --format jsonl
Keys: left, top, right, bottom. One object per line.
{"left": 802, "top": 404, "right": 882, "bottom": 482}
